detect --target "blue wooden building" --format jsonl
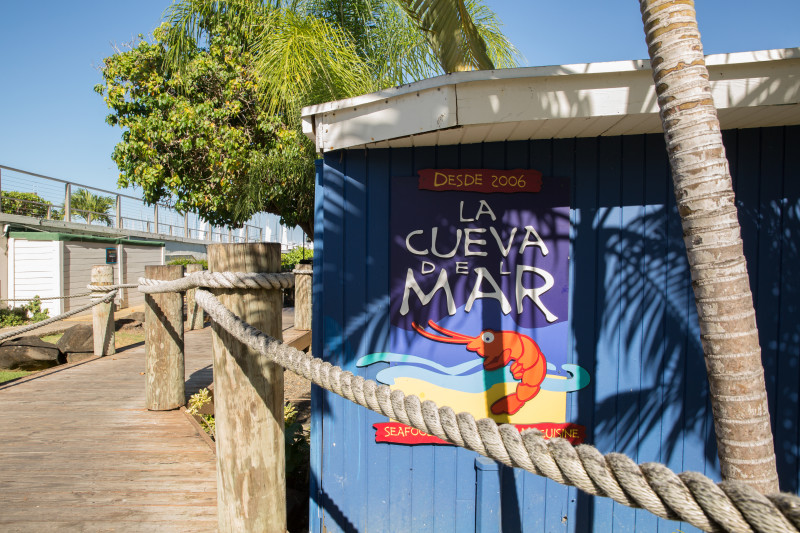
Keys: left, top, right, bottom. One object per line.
{"left": 301, "top": 48, "right": 800, "bottom": 532}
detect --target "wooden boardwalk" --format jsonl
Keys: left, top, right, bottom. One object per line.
{"left": 0, "top": 310, "right": 309, "bottom": 532}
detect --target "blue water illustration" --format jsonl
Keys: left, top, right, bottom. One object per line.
{"left": 356, "top": 352, "right": 590, "bottom": 393}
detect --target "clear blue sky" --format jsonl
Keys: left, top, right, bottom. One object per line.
{"left": 0, "top": 0, "right": 797, "bottom": 194}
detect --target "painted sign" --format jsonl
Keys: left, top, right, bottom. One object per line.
{"left": 105, "top": 247, "right": 118, "bottom": 264}
{"left": 417, "top": 168, "right": 543, "bottom": 194}
{"left": 373, "top": 422, "right": 586, "bottom": 446}
{"left": 358, "top": 168, "right": 589, "bottom": 444}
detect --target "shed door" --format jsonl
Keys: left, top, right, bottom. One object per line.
{"left": 12, "top": 239, "right": 62, "bottom": 316}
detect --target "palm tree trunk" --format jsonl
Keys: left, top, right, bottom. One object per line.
{"left": 639, "top": 0, "right": 779, "bottom": 494}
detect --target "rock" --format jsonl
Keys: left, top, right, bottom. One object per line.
{"left": 127, "top": 311, "right": 145, "bottom": 323}
{"left": 0, "top": 336, "right": 63, "bottom": 370}
{"left": 115, "top": 318, "right": 142, "bottom": 331}
{"left": 66, "top": 352, "right": 95, "bottom": 364}
{"left": 57, "top": 324, "right": 94, "bottom": 354}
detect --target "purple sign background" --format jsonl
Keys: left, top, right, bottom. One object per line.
{"left": 389, "top": 174, "right": 570, "bottom": 336}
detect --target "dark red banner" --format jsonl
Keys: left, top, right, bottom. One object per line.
{"left": 417, "top": 168, "right": 543, "bottom": 194}
{"left": 374, "top": 422, "right": 585, "bottom": 445}
{"left": 513, "top": 423, "right": 586, "bottom": 445}
{"left": 374, "top": 422, "right": 450, "bottom": 445}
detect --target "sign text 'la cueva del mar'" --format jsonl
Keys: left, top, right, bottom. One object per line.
{"left": 357, "top": 168, "right": 590, "bottom": 445}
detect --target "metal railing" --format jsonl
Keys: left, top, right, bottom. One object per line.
{"left": 0, "top": 165, "right": 263, "bottom": 242}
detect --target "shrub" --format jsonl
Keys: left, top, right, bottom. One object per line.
{"left": 185, "top": 388, "right": 310, "bottom": 480}
{"left": 26, "top": 296, "right": 49, "bottom": 322}
{"left": 186, "top": 388, "right": 216, "bottom": 438}
{"left": 167, "top": 258, "right": 208, "bottom": 269}
{"left": 281, "top": 247, "right": 313, "bottom": 272}
{"left": 1, "top": 191, "right": 60, "bottom": 219}
{"left": 0, "top": 307, "right": 28, "bottom": 327}
{"left": 0, "top": 296, "right": 49, "bottom": 327}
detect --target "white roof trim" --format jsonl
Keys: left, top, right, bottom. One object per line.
{"left": 302, "top": 48, "right": 800, "bottom": 152}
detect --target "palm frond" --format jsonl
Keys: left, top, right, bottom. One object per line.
{"left": 254, "top": 9, "right": 377, "bottom": 117}
{"left": 464, "top": 0, "right": 523, "bottom": 69}
{"left": 391, "top": 0, "right": 520, "bottom": 73}
{"left": 163, "top": 0, "right": 268, "bottom": 72}
{"left": 360, "top": 2, "right": 442, "bottom": 85}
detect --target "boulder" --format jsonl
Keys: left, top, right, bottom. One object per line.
{"left": 127, "top": 311, "right": 146, "bottom": 323}
{"left": 57, "top": 324, "right": 94, "bottom": 354}
{"left": 0, "top": 336, "right": 63, "bottom": 371}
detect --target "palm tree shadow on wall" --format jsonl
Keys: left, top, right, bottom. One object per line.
{"left": 531, "top": 195, "right": 719, "bottom": 533}
{"left": 566, "top": 137, "right": 800, "bottom": 532}
{"left": 586, "top": 205, "right": 711, "bottom": 463}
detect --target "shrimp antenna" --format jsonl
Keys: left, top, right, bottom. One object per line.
{"left": 426, "top": 320, "right": 472, "bottom": 340}
{"left": 411, "top": 321, "right": 470, "bottom": 344}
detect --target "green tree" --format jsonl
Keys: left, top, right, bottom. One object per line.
{"left": 96, "top": 0, "right": 518, "bottom": 238}
{"left": 96, "top": 22, "right": 317, "bottom": 236}
{"left": 639, "top": 0, "right": 778, "bottom": 493}
{"left": 1, "top": 191, "right": 58, "bottom": 219}
{"left": 70, "top": 188, "right": 115, "bottom": 225}
{"left": 165, "top": 0, "right": 518, "bottom": 117}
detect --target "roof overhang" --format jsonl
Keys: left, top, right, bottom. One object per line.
{"left": 301, "top": 48, "right": 800, "bottom": 152}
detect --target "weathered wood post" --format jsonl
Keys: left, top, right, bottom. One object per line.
{"left": 115, "top": 195, "right": 122, "bottom": 229}
{"left": 294, "top": 261, "right": 312, "bottom": 331}
{"left": 91, "top": 265, "right": 115, "bottom": 356}
{"left": 144, "top": 265, "right": 185, "bottom": 410}
{"left": 209, "top": 243, "right": 285, "bottom": 533}
{"left": 64, "top": 183, "right": 71, "bottom": 221}
{"left": 185, "top": 263, "right": 204, "bottom": 330}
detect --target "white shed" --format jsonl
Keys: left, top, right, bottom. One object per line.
{"left": 7, "top": 231, "right": 165, "bottom": 315}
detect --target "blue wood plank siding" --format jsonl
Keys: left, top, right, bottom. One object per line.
{"left": 311, "top": 126, "right": 800, "bottom": 533}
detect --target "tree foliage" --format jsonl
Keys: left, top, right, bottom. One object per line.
{"left": 70, "top": 188, "right": 115, "bottom": 225}
{"left": 281, "top": 246, "right": 313, "bottom": 271}
{"left": 1, "top": 191, "right": 58, "bottom": 219}
{"left": 164, "top": 0, "right": 520, "bottom": 118}
{"left": 97, "top": 1, "right": 518, "bottom": 238}
{"left": 96, "top": 23, "right": 316, "bottom": 235}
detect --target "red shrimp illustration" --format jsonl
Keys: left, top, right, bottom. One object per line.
{"left": 411, "top": 320, "right": 547, "bottom": 415}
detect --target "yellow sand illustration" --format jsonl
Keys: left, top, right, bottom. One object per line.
{"left": 391, "top": 375, "right": 567, "bottom": 425}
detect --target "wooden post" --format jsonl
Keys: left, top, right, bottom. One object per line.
{"left": 185, "top": 263, "right": 204, "bottom": 330}
{"left": 209, "top": 243, "right": 285, "bottom": 533}
{"left": 144, "top": 264, "right": 185, "bottom": 411}
{"left": 294, "top": 262, "right": 312, "bottom": 331}
{"left": 91, "top": 265, "right": 115, "bottom": 356}
{"left": 116, "top": 244, "right": 126, "bottom": 308}
{"left": 64, "top": 183, "right": 71, "bottom": 221}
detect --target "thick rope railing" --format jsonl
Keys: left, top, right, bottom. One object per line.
{"left": 0, "top": 272, "right": 293, "bottom": 341}
{"left": 0, "top": 292, "right": 92, "bottom": 302}
{"left": 9, "top": 270, "right": 800, "bottom": 531}
{"left": 189, "top": 285, "right": 800, "bottom": 533}
{"left": 135, "top": 270, "right": 294, "bottom": 293}
{"left": 0, "top": 290, "right": 119, "bottom": 343}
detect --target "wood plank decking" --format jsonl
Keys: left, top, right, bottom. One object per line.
{"left": 0, "top": 309, "right": 310, "bottom": 532}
